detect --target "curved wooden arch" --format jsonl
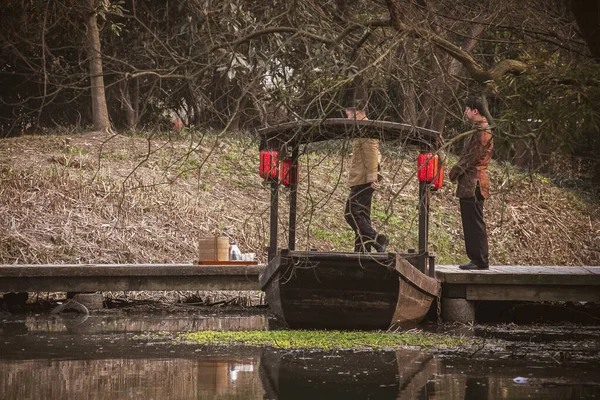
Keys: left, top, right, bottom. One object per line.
{"left": 257, "top": 118, "right": 440, "bottom": 149}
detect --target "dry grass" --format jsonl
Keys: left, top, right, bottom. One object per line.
{"left": 1, "top": 129, "right": 599, "bottom": 273}
{"left": 0, "top": 131, "right": 268, "bottom": 265}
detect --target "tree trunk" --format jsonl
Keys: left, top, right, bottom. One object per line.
{"left": 399, "top": 39, "right": 418, "bottom": 125}
{"left": 385, "top": 0, "right": 526, "bottom": 85}
{"left": 120, "top": 79, "right": 136, "bottom": 130}
{"left": 429, "top": 23, "right": 486, "bottom": 134}
{"left": 134, "top": 77, "right": 140, "bottom": 126}
{"left": 184, "top": 82, "right": 201, "bottom": 126}
{"left": 571, "top": 0, "right": 600, "bottom": 62}
{"left": 85, "top": 0, "right": 110, "bottom": 131}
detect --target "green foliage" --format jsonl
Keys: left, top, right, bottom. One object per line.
{"left": 64, "top": 145, "right": 87, "bottom": 157}
{"left": 175, "top": 330, "right": 469, "bottom": 350}
{"left": 496, "top": 61, "right": 600, "bottom": 180}
{"left": 312, "top": 228, "right": 335, "bottom": 241}
{"left": 100, "top": 149, "right": 129, "bottom": 161}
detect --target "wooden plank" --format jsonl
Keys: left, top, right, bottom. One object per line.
{"left": 0, "top": 264, "right": 264, "bottom": 277}
{"left": 391, "top": 278, "right": 435, "bottom": 327}
{"left": 443, "top": 284, "right": 466, "bottom": 299}
{"left": 195, "top": 260, "right": 258, "bottom": 266}
{"left": 259, "top": 252, "right": 283, "bottom": 289}
{"left": 466, "top": 284, "right": 600, "bottom": 302}
{"left": 393, "top": 256, "right": 439, "bottom": 297}
{"left": 437, "top": 264, "right": 600, "bottom": 275}
{"left": 0, "top": 264, "right": 264, "bottom": 292}
{"left": 436, "top": 265, "right": 600, "bottom": 285}
{"left": 0, "top": 275, "right": 261, "bottom": 292}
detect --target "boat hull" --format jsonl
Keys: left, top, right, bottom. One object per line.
{"left": 259, "top": 251, "right": 440, "bottom": 330}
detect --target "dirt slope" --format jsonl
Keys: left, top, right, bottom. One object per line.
{"left": 1, "top": 130, "right": 599, "bottom": 266}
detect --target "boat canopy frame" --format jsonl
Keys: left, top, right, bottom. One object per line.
{"left": 257, "top": 118, "right": 442, "bottom": 275}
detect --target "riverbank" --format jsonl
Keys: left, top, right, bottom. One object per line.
{"left": 1, "top": 130, "right": 599, "bottom": 267}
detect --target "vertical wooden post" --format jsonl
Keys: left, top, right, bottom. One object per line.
{"left": 288, "top": 147, "right": 299, "bottom": 251}
{"left": 269, "top": 180, "right": 279, "bottom": 262}
{"left": 428, "top": 252, "right": 436, "bottom": 277}
{"left": 417, "top": 180, "right": 430, "bottom": 273}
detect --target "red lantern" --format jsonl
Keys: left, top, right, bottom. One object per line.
{"left": 433, "top": 164, "right": 444, "bottom": 189}
{"left": 279, "top": 159, "right": 299, "bottom": 186}
{"left": 259, "top": 150, "right": 278, "bottom": 179}
{"left": 417, "top": 153, "right": 438, "bottom": 183}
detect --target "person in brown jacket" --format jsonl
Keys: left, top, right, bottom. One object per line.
{"left": 449, "top": 96, "right": 494, "bottom": 270}
{"left": 344, "top": 103, "right": 389, "bottom": 253}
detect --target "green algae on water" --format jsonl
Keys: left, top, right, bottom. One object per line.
{"left": 175, "top": 330, "right": 469, "bottom": 350}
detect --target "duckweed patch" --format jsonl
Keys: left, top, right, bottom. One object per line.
{"left": 175, "top": 330, "right": 470, "bottom": 350}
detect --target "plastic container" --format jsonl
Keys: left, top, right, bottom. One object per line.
{"left": 230, "top": 241, "right": 242, "bottom": 261}
{"left": 240, "top": 253, "right": 256, "bottom": 261}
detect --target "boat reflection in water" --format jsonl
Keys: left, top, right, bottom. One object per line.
{"left": 259, "top": 347, "right": 438, "bottom": 400}
{"left": 2, "top": 315, "right": 599, "bottom": 399}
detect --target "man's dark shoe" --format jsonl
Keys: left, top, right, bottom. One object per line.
{"left": 355, "top": 243, "right": 372, "bottom": 253}
{"left": 375, "top": 234, "right": 389, "bottom": 253}
{"left": 459, "top": 262, "right": 489, "bottom": 270}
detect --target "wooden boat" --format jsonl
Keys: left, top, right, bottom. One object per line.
{"left": 257, "top": 119, "right": 443, "bottom": 330}
{"left": 259, "top": 250, "right": 440, "bottom": 330}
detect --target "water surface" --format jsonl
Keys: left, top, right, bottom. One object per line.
{"left": 1, "top": 313, "right": 598, "bottom": 399}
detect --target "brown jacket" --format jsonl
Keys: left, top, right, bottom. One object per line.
{"left": 348, "top": 138, "right": 380, "bottom": 187}
{"left": 450, "top": 128, "right": 493, "bottom": 198}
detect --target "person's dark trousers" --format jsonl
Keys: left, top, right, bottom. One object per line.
{"left": 344, "top": 183, "right": 377, "bottom": 252}
{"left": 459, "top": 185, "right": 489, "bottom": 268}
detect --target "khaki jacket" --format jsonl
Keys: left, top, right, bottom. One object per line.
{"left": 450, "top": 128, "right": 493, "bottom": 198}
{"left": 348, "top": 138, "right": 381, "bottom": 187}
